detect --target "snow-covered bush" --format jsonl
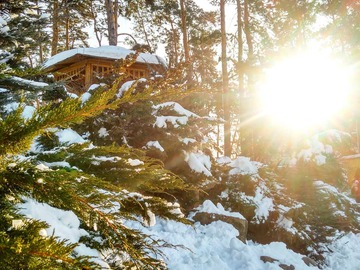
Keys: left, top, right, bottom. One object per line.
{"left": 216, "top": 143, "right": 360, "bottom": 263}
{"left": 75, "top": 79, "right": 220, "bottom": 209}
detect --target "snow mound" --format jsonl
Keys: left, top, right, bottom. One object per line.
{"left": 126, "top": 218, "right": 318, "bottom": 270}
{"left": 194, "top": 200, "right": 245, "bottom": 219}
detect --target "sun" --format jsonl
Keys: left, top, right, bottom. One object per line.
{"left": 260, "top": 52, "right": 350, "bottom": 131}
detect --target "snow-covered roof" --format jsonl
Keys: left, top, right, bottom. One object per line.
{"left": 43, "top": 46, "right": 166, "bottom": 71}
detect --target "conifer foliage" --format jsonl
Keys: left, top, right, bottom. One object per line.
{"left": 0, "top": 71, "right": 189, "bottom": 268}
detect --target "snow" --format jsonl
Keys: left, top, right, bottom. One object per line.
{"left": 87, "top": 83, "right": 105, "bottom": 92}
{"left": 228, "top": 156, "right": 261, "bottom": 176}
{"left": 22, "top": 105, "right": 36, "bottom": 120}
{"left": 154, "top": 115, "right": 189, "bottom": 128}
{"left": 126, "top": 218, "right": 318, "bottom": 270}
{"left": 15, "top": 196, "right": 360, "bottom": 270}
{"left": 17, "top": 198, "right": 110, "bottom": 268}
{"left": 295, "top": 136, "right": 334, "bottom": 166}
{"left": 324, "top": 232, "right": 360, "bottom": 269}
{"left": 3, "top": 102, "right": 36, "bottom": 120}
{"left": 43, "top": 46, "right": 166, "bottom": 69}
{"left": 182, "top": 138, "right": 197, "bottom": 145}
{"left": 41, "top": 161, "right": 72, "bottom": 169}
{"left": 35, "top": 163, "right": 52, "bottom": 171}
{"left": 253, "top": 186, "right": 275, "bottom": 223}
{"left": 0, "top": 16, "right": 9, "bottom": 34}
{"left": 127, "top": 158, "right": 144, "bottom": 166}
{"left": 145, "top": 209, "right": 156, "bottom": 227}
{"left": 98, "top": 127, "right": 109, "bottom": 138}
{"left": 11, "top": 76, "right": 49, "bottom": 87}
{"left": 277, "top": 216, "right": 298, "bottom": 235}
{"left": 81, "top": 92, "right": 92, "bottom": 103}
{"left": 152, "top": 102, "right": 199, "bottom": 128}
{"left": 117, "top": 78, "right": 147, "bottom": 97}
{"left": 91, "top": 155, "right": 121, "bottom": 165}
{"left": 193, "top": 200, "right": 245, "bottom": 219}
{"left": 145, "top": 141, "right": 165, "bottom": 152}
{"left": 117, "top": 80, "right": 136, "bottom": 97}
{"left": 55, "top": 128, "right": 86, "bottom": 145}
{"left": 153, "top": 102, "right": 199, "bottom": 118}
{"left": 217, "top": 156, "right": 233, "bottom": 165}
{"left": 185, "top": 152, "right": 212, "bottom": 177}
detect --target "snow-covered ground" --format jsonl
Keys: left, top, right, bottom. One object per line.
{"left": 17, "top": 197, "right": 360, "bottom": 270}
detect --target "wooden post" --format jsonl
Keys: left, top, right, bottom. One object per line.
{"left": 85, "top": 63, "right": 92, "bottom": 90}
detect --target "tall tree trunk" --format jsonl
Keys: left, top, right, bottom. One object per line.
{"left": 221, "top": 0, "right": 231, "bottom": 157}
{"left": 243, "top": 0, "right": 253, "bottom": 58}
{"left": 105, "top": 0, "right": 118, "bottom": 45}
{"left": 170, "top": 21, "right": 179, "bottom": 66}
{"left": 164, "top": 14, "right": 179, "bottom": 67}
{"left": 180, "top": 0, "right": 192, "bottom": 82}
{"left": 237, "top": 0, "right": 244, "bottom": 93}
{"left": 36, "top": 0, "right": 44, "bottom": 63}
{"left": 51, "top": 0, "right": 59, "bottom": 56}
{"left": 237, "top": 0, "right": 245, "bottom": 156}
{"left": 242, "top": 0, "right": 254, "bottom": 157}
{"left": 65, "top": 16, "right": 70, "bottom": 50}
{"left": 180, "top": 0, "right": 189, "bottom": 62}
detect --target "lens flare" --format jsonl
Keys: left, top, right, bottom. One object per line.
{"left": 260, "top": 52, "right": 350, "bottom": 130}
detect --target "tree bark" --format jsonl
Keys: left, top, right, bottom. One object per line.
{"left": 65, "top": 16, "right": 70, "bottom": 50}
{"left": 221, "top": 0, "right": 231, "bottom": 157}
{"left": 51, "top": 0, "right": 59, "bottom": 56}
{"left": 236, "top": 0, "right": 245, "bottom": 156}
{"left": 237, "top": 0, "right": 244, "bottom": 93}
{"left": 242, "top": 0, "right": 254, "bottom": 157}
{"left": 164, "top": 13, "right": 179, "bottom": 67}
{"left": 105, "top": 0, "right": 118, "bottom": 45}
{"left": 243, "top": 0, "right": 253, "bottom": 58}
{"left": 180, "top": 0, "right": 192, "bottom": 82}
{"left": 180, "top": 0, "right": 190, "bottom": 63}
{"left": 36, "top": 0, "right": 44, "bottom": 63}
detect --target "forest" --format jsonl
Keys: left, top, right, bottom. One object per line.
{"left": 0, "top": 0, "right": 359, "bottom": 269}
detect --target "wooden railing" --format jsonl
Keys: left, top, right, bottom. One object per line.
{"left": 55, "top": 61, "right": 151, "bottom": 94}
{"left": 55, "top": 66, "right": 85, "bottom": 82}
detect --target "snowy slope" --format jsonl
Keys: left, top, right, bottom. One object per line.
{"left": 17, "top": 196, "right": 360, "bottom": 270}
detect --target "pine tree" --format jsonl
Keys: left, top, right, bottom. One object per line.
{"left": 0, "top": 1, "right": 49, "bottom": 67}
{"left": 0, "top": 52, "right": 190, "bottom": 268}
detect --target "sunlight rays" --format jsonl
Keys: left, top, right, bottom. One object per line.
{"left": 260, "top": 52, "right": 350, "bottom": 131}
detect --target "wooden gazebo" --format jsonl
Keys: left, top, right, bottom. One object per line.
{"left": 43, "top": 46, "right": 166, "bottom": 94}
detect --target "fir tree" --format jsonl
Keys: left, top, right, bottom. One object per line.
{"left": 0, "top": 59, "right": 190, "bottom": 269}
